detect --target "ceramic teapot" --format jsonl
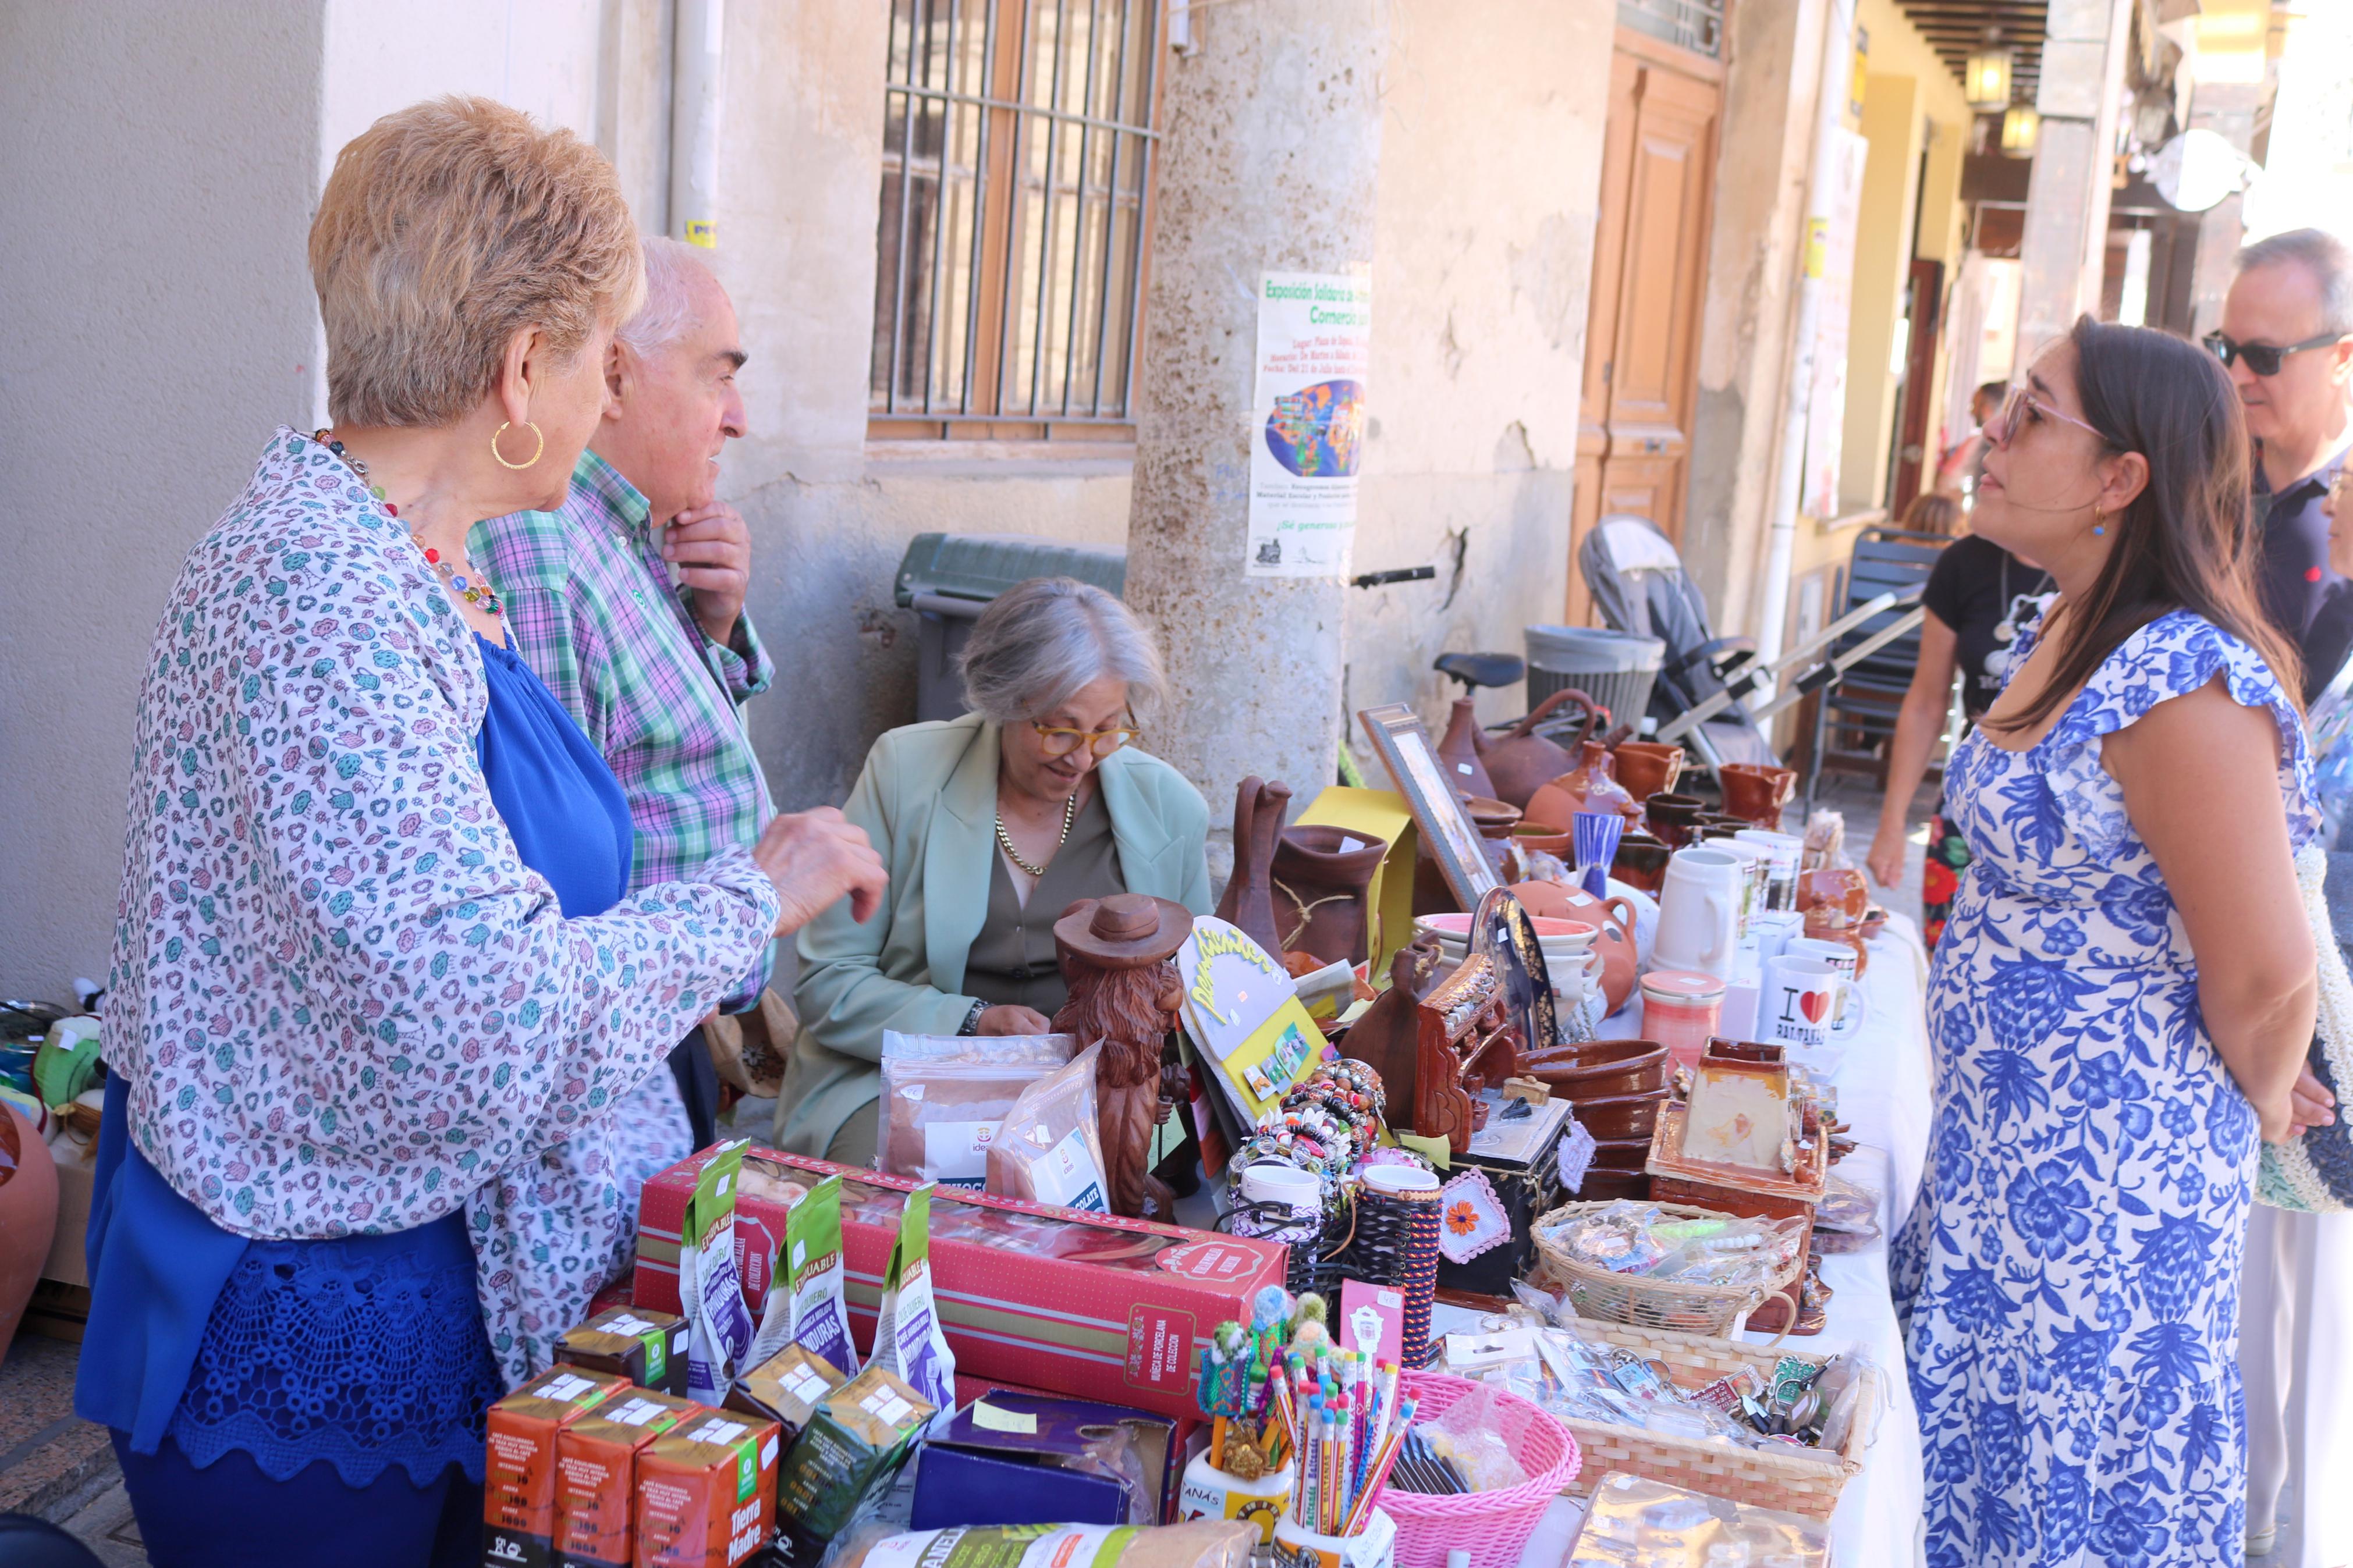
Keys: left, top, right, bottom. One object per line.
{"left": 1509, "top": 878, "right": 1638, "bottom": 1015}
{"left": 1471, "top": 688, "right": 1605, "bottom": 809}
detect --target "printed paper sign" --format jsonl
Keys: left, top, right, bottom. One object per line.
{"left": 1247, "top": 271, "right": 1370, "bottom": 577}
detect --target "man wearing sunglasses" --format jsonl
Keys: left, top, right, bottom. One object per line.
{"left": 2212, "top": 227, "right": 2353, "bottom": 701}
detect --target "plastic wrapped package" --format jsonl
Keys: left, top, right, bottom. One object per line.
{"left": 878, "top": 1033, "right": 1077, "bottom": 1188}
{"left": 986, "top": 1042, "right": 1112, "bottom": 1213}
{"left": 1566, "top": 1471, "right": 1827, "bottom": 1566}
{"left": 1414, "top": 1382, "right": 1529, "bottom": 1491}
{"left": 835, "top": 1521, "right": 1256, "bottom": 1568}
{"left": 1535, "top": 1204, "right": 1806, "bottom": 1289}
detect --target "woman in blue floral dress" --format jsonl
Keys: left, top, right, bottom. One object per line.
{"left": 1891, "top": 318, "right": 2336, "bottom": 1566}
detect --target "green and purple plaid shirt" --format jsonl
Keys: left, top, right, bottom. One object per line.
{"left": 472, "top": 448, "right": 777, "bottom": 1005}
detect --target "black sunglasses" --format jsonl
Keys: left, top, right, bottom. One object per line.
{"left": 2203, "top": 330, "right": 2347, "bottom": 377}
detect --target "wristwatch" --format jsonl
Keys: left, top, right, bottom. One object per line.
{"left": 957, "top": 999, "right": 988, "bottom": 1036}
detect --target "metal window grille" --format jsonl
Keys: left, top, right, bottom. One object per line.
{"left": 872, "top": 0, "right": 1162, "bottom": 430}
{"left": 1617, "top": 0, "right": 1724, "bottom": 59}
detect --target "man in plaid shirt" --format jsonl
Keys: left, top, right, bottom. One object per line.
{"left": 473, "top": 238, "right": 775, "bottom": 1152}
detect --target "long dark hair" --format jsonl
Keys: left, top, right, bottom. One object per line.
{"left": 1988, "top": 315, "right": 2299, "bottom": 735}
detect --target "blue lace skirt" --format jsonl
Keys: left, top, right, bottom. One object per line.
{"left": 165, "top": 1214, "right": 506, "bottom": 1488}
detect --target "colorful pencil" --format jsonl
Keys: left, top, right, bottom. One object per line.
{"left": 1340, "top": 1395, "right": 1419, "bottom": 1539}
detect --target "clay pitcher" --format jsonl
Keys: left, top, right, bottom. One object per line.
{"left": 1717, "top": 761, "right": 1797, "bottom": 829}
{"left": 1271, "top": 824, "right": 1388, "bottom": 966}
{"left": 1525, "top": 739, "right": 1642, "bottom": 830}
{"left": 1214, "top": 776, "right": 1293, "bottom": 956}
{"left": 0, "top": 1103, "right": 59, "bottom": 1363}
{"left": 1475, "top": 688, "right": 1602, "bottom": 809}
{"left": 1610, "top": 741, "right": 1686, "bottom": 802}
{"left": 1433, "top": 698, "right": 1497, "bottom": 801}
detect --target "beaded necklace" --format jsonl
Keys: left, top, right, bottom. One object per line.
{"left": 311, "top": 429, "right": 505, "bottom": 618}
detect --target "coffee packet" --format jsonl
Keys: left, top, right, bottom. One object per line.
{"left": 553, "top": 1388, "right": 702, "bottom": 1568}
{"left": 482, "top": 1364, "right": 630, "bottom": 1568}
{"left": 744, "top": 1173, "right": 857, "bottom": 1378}
{"left": 557, "top": 1305, "right": 692, "bottom": 1398}
{"left": 635, "top": 1410, "right": 783, "bottom": 1568}
{"left": 679, "top": 1140, "right": 757, "bottom": 1407}
{"left": 986, "top": 1041, "right": 1111, "bottom": 1213}
{"left": 725, "top": 1341, "right": 846, "bottom": 1451}
{"left": 774, "top": 1364, "right": 936, "bottom": 1544}
{"left": 879, "top": 1032, "right": 1077, "bottom": 1188}
{"left": 870, "top": 1182, "right": 957, "bottom": 1416}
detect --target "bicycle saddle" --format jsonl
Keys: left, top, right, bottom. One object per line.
{"left": 1433, "top": 652, "right": 1527, "bottom": 692}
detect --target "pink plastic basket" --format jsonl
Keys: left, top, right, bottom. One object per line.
{"left": 1376, "top": 1371, "right": 1583, "bottom": 1568}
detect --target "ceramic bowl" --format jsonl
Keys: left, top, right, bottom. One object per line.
{"left": 1522, "top": 1038, "right": 1670, "bottom": 1098}
{"left": 1567, "top": 1087, "right": 1669, "bottom": 1140}
{"left": 1573, "top": 1168, "right": 1653, "bottom": 1201}
{"left": 1612, "top": 831, "right": 1671, "bottom": 894}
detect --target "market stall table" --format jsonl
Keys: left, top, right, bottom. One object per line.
{"left": 1461, "top": 913, "right": 1935, "bottom": 1568}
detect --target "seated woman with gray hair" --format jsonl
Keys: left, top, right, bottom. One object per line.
{"left": 783, "top": 577, "right": 1212, "bottom": 1162}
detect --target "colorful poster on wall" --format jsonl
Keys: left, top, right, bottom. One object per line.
{"left": 1801, "top": 127, "right": 1872, "bottom": 518}
{"left": 1246, "top": 271, "right": 1371, "bottom": 578}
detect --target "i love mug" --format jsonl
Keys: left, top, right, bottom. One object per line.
{"left": 1759, "top": 954, "right": 1840, "bottom": 1048}
{"left": 1787, "top": 936, "right": 1863, "bottom": 1036}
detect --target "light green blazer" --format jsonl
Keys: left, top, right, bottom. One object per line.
{"left": 779, "top": 712, "right": 1212, "bottom": 1156}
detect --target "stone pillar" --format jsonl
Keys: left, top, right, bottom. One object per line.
{"left": 2014, "top": 0, "right": 2136, "bottom": 353}
{"left": 2183, "top": 81, "right": 2264, "bottom": 339}
{"left": 1124, "top": 0, "right": 1387, "bottom": 829}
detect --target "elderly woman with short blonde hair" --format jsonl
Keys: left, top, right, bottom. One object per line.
{"left": 80, "top": 97, "right": 881, "bottom": 1563}
{"left": 783, "top": 576, "right": 1212, "bottom": 1164}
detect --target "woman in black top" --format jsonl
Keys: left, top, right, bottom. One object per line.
{"left": 1862, "top": 513, "right": 2052, "bottom": 947}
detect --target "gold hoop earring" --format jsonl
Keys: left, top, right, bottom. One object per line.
{"left": 491, "top": 421, "right": 545, "bottom": 470}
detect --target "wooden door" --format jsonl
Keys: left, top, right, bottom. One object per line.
{"left": 1889, "top": 257, "right": 1944, "bottom": 515}
{"left": 1570, "top": 31, "right": 1723, "bottom": 625}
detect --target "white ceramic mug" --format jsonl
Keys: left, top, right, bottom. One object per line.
{"left": 1758, "top": 954, "right": 1839, "bottom": 1048}
{"left": 1655, "top": 845, "right": 1744, "bottom": 978}
{"left": 1712, "top": 839, "right": 1767, "bottom": 948}
{"left": 1788, "top": 936, "right": 1863, "bottom": 1036}
{"left": 1752, "top": 909, "right": 1804, "bottom": 966}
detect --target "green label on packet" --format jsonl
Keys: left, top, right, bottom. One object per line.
{"left": 644, "top": 1325, "right": 666, "bottom": 1385}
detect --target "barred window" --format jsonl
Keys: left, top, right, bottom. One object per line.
{"left": 871, "top": 0, "right": 1163, "bottom": 441}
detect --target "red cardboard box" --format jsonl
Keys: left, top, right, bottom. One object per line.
{"left": 634, "top": 1150, "right": 1287, "bottom": 1423}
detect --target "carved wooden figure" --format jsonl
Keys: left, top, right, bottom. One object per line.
{"left": 1051, "top": 893, "right": 1196, "bottom": 1220}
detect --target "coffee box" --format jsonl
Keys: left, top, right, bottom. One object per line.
{"left": 725, "top": 1342, "right": 846, "bottom": 1450}
{"left": 556, "top": 1306, "right": 692, "bottom": 1398}
{"left": 635, "top": 1411, "right": 783, "bottom": 1568}
{"left": 482, "top": 1366, "right": 631, "bottom": 1568}
{"left": 636, "top": 1150, "right": 1288, "bottom": 1422}
{"left": 552, "top": 1388, "right": 701, "bottom": 1568}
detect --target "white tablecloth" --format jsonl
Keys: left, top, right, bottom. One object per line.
{"left": 1553, "top": 915, "right": 1936, "bottom": 1564}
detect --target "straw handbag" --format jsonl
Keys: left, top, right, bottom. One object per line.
{"left": 2258, "top": 844, "right": 2353, "bottom": 1212}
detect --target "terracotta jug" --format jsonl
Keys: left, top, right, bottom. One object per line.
{"left": 1433, "top": 698, "right": 1497, "bottom": 801}
{"left": 1214, "top": 776, "right": 1293, "bottom": 956}
{"left": 1473, "top": 688, "right": 1602, "bottom": 809}
{"left": 0, "top": 1104, "right": 59, "bottom": 1364}
{"left": 1525, "top": 740, "right": 1642, "bottom": 830}
{"left": 1717, "top": 762, "right": 1797, "bottom": 830}
{"left": 1610, "top": 741, "right": 1686, "bottom": 802}
{"left": 1509, "top": 880, "right": 1638, "bottom": 1014}
{"left": 1796, "top": 866, "right": 1869, "bottom": 923}
{"left": 1271, "top": 824, "right": 1388, "bottom": 965}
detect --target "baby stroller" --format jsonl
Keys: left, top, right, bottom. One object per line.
{"left": 1576, "top": 514, "right": 1927, "bottom": 783}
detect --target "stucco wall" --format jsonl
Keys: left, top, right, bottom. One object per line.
{"left": 0, "top": 4, "right": 326, "bottom": 998}
{"left": 1348, "top": 0, "right": 1610, "bottom": 745}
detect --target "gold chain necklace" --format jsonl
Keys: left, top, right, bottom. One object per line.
{"left": 996, "top": 792, "right": 1077, "bottom": 877}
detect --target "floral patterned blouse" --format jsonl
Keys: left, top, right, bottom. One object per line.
{"left": 102, "top": 430, "right": 781, "bottom": 1384}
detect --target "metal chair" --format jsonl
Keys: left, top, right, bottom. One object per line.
{"left": 1802, "top": 525, "right": 1953, "bottom": 809}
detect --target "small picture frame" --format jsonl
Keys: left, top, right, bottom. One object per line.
{"left": 1355, "top": 702, "right": 1502, "bottom": 912}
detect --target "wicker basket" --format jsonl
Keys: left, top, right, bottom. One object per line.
{"left": 1377, "top": 1371, "right": 1582, "bottom": 1568}
{"left": 1546, "top": 1318, "right": 1881, "bottom": 1520}
{"left": 1528, "top": 1201, "right": 1804, "bottom": 1339}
